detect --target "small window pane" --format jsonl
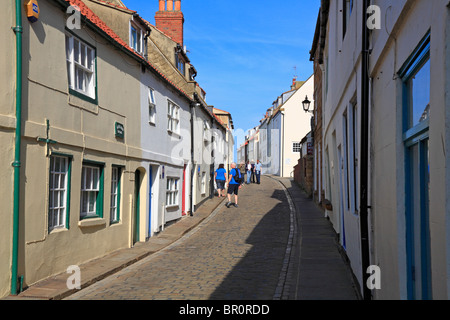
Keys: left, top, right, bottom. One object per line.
{"left": 409, "top": 59, "right": 430, "bottom": 128}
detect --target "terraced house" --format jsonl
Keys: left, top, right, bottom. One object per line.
{"left": 1, "top": 0, "right": 233, "bottom": 298}
{"left": 312, "top": 0, "right": 450, "bottom": 300}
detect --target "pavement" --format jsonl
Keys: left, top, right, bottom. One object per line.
{"left": 4, "top": 176, "right": 360, "bottom": 300}
{"left": 274, "top": 177, "right": 361, "bottom": 300}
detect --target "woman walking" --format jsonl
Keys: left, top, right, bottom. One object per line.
{"left": 215, "top": 164, "right": 227, "bottom": 197}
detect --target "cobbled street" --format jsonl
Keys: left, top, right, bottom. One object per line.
{"left": 66, "top": 176, "right": 291, "bottom": 300}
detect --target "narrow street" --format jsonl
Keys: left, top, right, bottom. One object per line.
{"left": 66, "top": 176, "right": 292, "bottom": 300}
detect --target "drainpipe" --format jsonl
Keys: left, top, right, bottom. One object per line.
{"left": 11, "top": 0, "right": 23, "bottom": 295}
{"left": 360, "top": 0, "right": 372, "bottom": 300}
{"left": 190, "top": 94, "right": 200, "bottom": 216}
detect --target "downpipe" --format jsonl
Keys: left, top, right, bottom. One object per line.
{"left": 360, "top": 0, "right": 372, "bottom": 300}
{"left": 11, "top": 0, "right": 23, "bottom": 295}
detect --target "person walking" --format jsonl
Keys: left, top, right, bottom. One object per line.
{"left": 246, "top": 161, "right": 252, "bottom": 184}
{"left": 251, "top": 162, "right": 256, "bottom": 183}
{"left": 226, "top": 162, "right": 243, "bottom": 208}
{"left": 215, "top": 164, "right": 227, "bottom": 197}
{"left": 255, "top": 160, "right": 262, "bottom": 184}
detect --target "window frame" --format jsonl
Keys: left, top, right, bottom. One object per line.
{"left": 292, "top": 142, "right": 301, "bottom": 153}
{"left": 80, "top": 161, "right": 105, "bottom": 220}
{"left": 130, "top": 22, "right": 144, "bottom": 55}
{"left": 175, "top": 53, "right": 186, "bottom": 76}
{"left": 167, "top": 100, "right": 180, "bottom": 134}
{"left": 110, "top": 166, "right": 123, "bottom": 224}
{"left": 342, "top": 0, "right": 353, "bottom": 39}
{"left": 65, "top": 31, "right": 97, "bottom": 104}
{"left": 148, "top": 87, "right": 157, "bottom": 125}
{"left": 398, "top": 31, "right": 432, "bottom": 300}
{"left": 399, "top": 33, "right": 431, "bottom": 140}
{"left": 48, "top": 154, "right": 72, "bottom": 232}
{"left": 166, "top": 177, "right": 179, "bottom": 207}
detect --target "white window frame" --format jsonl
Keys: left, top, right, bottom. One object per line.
{"left": 167, "top": 100, "right": 180, "bottom": 134}
{"left": 110, "top": 167, "right": 120, "bottom": 223}
{"left": 65, "top": 33, "right": 96, "bottom": 100}
{"left": 130, "top": 22, "right": 144, "bottom": 55}
{"left": 49, "top": 155, "right": 69, "bottom": 231}
{"left": 148, "top": 87, "right": 156, "bottom": 125}
{"left": 166, "top": 178, "right": 179, "bottom": 207}
{"left": 81, "top": 165, "right": 100, "bottom": 219}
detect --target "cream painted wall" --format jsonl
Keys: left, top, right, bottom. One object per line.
{"left": 282, "top": 76, "right": 314, "bottom": 178}
{"left": 2, "top": 0, "right": 147, "bottom": 292}
{"left": 322, "top": 0, "right": 364, "bottom": 291}
{"left": 369, "top": 0, "right": 450, "bottom": 300}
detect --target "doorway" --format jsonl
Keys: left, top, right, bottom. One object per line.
{"left": 133, "top": 169, "right": 141, "bottom": 245}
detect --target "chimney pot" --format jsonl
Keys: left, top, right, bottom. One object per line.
{"left": 167, "top": 0, "right": 173, "bottom": 10}
{"left": 174, "top": 0, "right": 181, "bottom": 11}
{"left": 159, "top": 0, "right": 165, "bottom": 11}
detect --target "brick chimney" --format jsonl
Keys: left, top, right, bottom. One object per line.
{"left": 155, "top": 0, "right": 184, "bottom": 45}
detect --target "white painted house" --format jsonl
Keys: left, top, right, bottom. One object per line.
{"left": 316, "top": 0, "right": 450, "bottom": 300}
{"left": 259, "top": 77, "right": 314, "bottom": 177}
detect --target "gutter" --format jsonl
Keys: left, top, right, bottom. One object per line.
{"left": 360, "top": 0, "right": 372, "bottom": 300}
{"left": 11, "top": 0, "right": 23, "bottom": 295}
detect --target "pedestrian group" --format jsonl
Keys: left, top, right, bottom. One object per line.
{"left": 214, "top": 160, "right": 263, "bottom": 209}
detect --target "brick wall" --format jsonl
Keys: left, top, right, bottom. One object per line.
{"left": 312, "top": 40, "right": 324, "bottom": 205}
{"left": 294, "top": 156, "right": 314, "bottom": 198}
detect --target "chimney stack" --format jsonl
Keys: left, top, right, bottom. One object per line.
{"left": 155, "top": 0, "right": 184, "bottom": 45}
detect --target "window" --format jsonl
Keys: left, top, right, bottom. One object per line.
{"left": 343, "top": 111, "right": 350, "bottom": 210}
{"left": 201, "top": 172, "right": 206, "bottom": 195}
{"left": 405, "top": 59, "right": 431, "bottom": 130}
{"left": 167, "top": 100, "right": 180, "bottom": 134}
{"left": 49, "top": 155, "right": 71, "bottom": 231}
{"left": 399, "top": 33, "right": 431, "bottom": 300}
{"left": 148, "top": 87, "right": 156, "bottom": 125}
{"left": 342, "top": 0, "right": 353, "bottom": 38}
{"left": 166, "top": 178, "right": 179, "bottom": 206}
{"left": 80, "top": 163, "right": 104, "bottom": 219}
{"left": 110, "top": 166, "right": 122, "bottom": 223}
{"left": 292, "top": 142, "right": 301, "bottom": 153}
{"left": 65, "top": 33, "right": 96, "bottom": 101}
{"left": 351, "top": 103, "right": 358, "bottom": 213}
{"left": 130, "top": 23, "right": 143, "bottom": 55}
{"left": 175, "top": 54, "right": 185, "bottom": 76}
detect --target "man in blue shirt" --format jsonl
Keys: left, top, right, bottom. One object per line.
{"left": 226, "top": 162, "right": 242, "bottom": 208}
{"left": 255, "top": 160, "right": 263, "bottom": 184}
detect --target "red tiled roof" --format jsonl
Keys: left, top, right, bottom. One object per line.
{"left": 64, "top": 0, "right": 192, "bottom": 102}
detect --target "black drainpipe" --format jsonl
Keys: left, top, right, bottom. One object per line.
{"left": 360, "top": 0, "right": 372, "bottom": 300}
{"left": 190, "top": 93, "right": 199, "bottom": 216}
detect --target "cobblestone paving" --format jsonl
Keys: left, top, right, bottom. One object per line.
{"left": 66, "top": 176, "right": 291, "bottom": 300}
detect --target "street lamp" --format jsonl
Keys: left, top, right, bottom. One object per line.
{"left": 302, "top": 96, "right": 313, "bottom": 113}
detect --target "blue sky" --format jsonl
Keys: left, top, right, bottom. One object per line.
{"left": 123, "top": 0, "right": 321, "bottom": 145}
